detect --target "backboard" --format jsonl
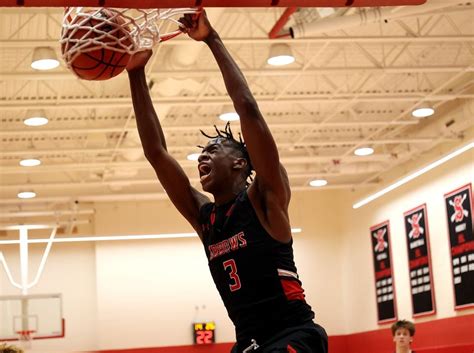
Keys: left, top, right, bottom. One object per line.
{"left": 0, "top": 293, "right": 64, "bottom": 341}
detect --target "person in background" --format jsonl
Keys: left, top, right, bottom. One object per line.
{"left": 391, "top": 320, "right": 416, "bottom": 353}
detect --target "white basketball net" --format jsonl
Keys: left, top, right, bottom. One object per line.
{"left": 60, "top": 7, "right": 199, "bottom": 67}
{"left": 17, "top": 330, "right": 35, "bottom": 349}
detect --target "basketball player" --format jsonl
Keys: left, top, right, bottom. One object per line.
{"left": 391, "top": 320, "right": 416, "bottom": 353}
{"left": 126, "top": 11, "right": 327, "bottom": 353}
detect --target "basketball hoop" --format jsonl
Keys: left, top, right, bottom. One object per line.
{"left": 16, "top": 330, "right": 36, "bottom": 349}
{"left": 60, "top": 7, "right": 200, "bottom": 67}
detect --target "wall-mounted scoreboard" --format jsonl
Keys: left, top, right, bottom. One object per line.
{"left": 193, "top": 321, "right": 215, "bottom": 344}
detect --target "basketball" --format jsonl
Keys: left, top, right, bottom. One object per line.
{"left": 61, "top": 9, "right": 132, "bottom": 81}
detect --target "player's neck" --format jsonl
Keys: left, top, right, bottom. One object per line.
{"left": 213, "top": 182, "right": 246, "bottom": 206}
{"left": 396, "top": 347, "right": 412, "bottom": 353}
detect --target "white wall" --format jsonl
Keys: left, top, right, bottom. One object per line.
{"left": 0, "top": 149, "right": 472, "bottom": 351}
{"left": 339, "top": 150, "right": 474, "bottom": 334}
{"left": 0, "top": 242, "right": 98, "bottom": 352}
{"left": 91, "top": 190, "right": 345, "bottom": 349}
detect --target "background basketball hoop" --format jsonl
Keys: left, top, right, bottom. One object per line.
{"left": 16, "top": 330, "right": 36, "bottom": 349}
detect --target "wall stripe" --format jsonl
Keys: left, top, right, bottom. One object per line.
{"left": 88, "top": 314, "right": 474, "bottom": 353}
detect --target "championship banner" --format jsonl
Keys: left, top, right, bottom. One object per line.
{"left": 403, "top": 204, "right": 436, "bottom": 317}
{"left": 370, "top": 221, "right": 397, "bottom": 323}
{"left": 444, "top": 183, "right": 474, "bottom": 309}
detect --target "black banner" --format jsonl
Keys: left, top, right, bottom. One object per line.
{"left": 444, "top": 184, "right": 474, "bottom": 309}
{"left": 370, "top": 221, "right": 397, "bottom": 323}
{"left": 403, "top": 204, "right": 436, "bottom": 317}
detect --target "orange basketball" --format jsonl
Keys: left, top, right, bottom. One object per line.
{"left": 61, "top": 9, "right": 132, "bottom": 81}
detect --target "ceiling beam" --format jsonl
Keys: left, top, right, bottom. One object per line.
{"left": 2, "top": 36, "right": 473, "bottom": 49}
{"left": 0, "top": 120, "right": 419, "bottom": 137}
{"left": 3, "top": 66, "right": 472, "bottom": 81}
{"left": 0, "top": 181, "right": 379, "bottom": 206}
{"left": 0, "top": 137, "right": 457, "bottom": 157}
{"left": 2, "top": 94, "right": 472, "bottom": 110}
{"left": 0, "top": 170, "right": 381, "bottom": 190}
{"left": 0, "top": 154, "right": 397, "bottom": 175}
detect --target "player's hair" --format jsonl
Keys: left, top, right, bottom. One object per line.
{"left": 200, "top": 122, "right": 254, "bottom": 185}
{"left": 0, "top": 343, "right": 24, "bottom": 353}
{"left": 391, "top": 320, "right": 415, "bottom": 337}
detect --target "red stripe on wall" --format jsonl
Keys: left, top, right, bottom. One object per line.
{"left": 88, "top": 314, "right": 474, "bottom": 353}
{"left": 329, "top": 314, "right": 474, "bottom": 353}
{"left": 96, "top": 344, "right": 234, "bottom": 353}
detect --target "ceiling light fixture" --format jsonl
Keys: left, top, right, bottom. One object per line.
{"left": 31, "top": 47, "right": 60, "bottom": 71}
{"left": 316, "top": 8, "right": 336, "bottom": 17}
{"left": 412, "top": 107, "right": 434, "bottom": 118}
{"left": 219, "top": 112, "right": 240, "bottom": 122}
{"left": 17, "top": 191, "right": 37, "bottom": 199}
{"left": 24, "top": 110, "right": 49, "bottom": 127}
{"left": 354, "top": 147, "right": 374, "bottom": 156}
{"left": 186, "top": 153, "right": 200, "bottom": 161}
{"left": 19, "top": 158, "right": 41, "bottom": 167}
{"left": 267, "top": 43, "right": 295, "bottom": 66}
{"left": 310, "top": 179, "right": 328, "bottom": 187}
{"left": 353, "top": 141, "right": 474, "bottom": 209}
{"left": 0, "top": 228, "right": 304, "bottom": 245}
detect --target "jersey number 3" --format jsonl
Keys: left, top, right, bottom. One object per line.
{"left": 223, "top": 259, "right": 241, "bottom": 292}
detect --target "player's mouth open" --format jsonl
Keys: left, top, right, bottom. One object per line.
{"left": 198, "top": 163, "right": 212, "bottom": 183}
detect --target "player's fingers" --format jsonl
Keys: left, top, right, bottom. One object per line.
{"left": 181, "top": 16, "right": 194, "bottom": 29}
{"left": 178, "top": 17, "right": 191, "bottom": 31}
{"left": 185, "top": 13, "right": 199, "bottom": 27}
{"left": 192, "top": 9, "right": 202, "bottom": 21}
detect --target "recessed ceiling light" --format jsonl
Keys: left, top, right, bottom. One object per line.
{"left": 267, "top": 55, "right": 295, "bottom": 66}
{"left": 267, "top": 44, "right": 295, "bottom": 66}
{"left": 354, "top": 147, "right": 374, "bottom": 156}
{"left": 412, "top": 107, "right": 434, "bottom": 118}
{"left": 219, "top": 112, "right": 240, "bottom": 122}
{"left": 31, "top": 47, "right": 60, "bottom": 71}
{"left": 310, "top": 179, "right": 328, "bottom": 187}
{"left": 31, "top": 58, "right": 60, "bottom": 70}
{"left": 17, "top": 191, "right": 36, "bottom": 199}
{"left": 19, "top": 158, "right": 41, "bottom": 167}
{"left": 186, "top": 153, "right": 200, "bottom": 161}
{"left": 24, "top": 117, "right": 48, "bottom": 127}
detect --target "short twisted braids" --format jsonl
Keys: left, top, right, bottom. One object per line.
{"left": 199, "top": 122, "right": 254, "bottom": 185}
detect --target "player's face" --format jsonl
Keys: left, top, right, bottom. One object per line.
{"left": 393, "top": 328, "right": 412, "bottom": 348}
{"left": 197, "top": 138, "right": 237, "bottom": 192}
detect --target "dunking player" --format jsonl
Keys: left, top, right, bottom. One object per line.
{"left": 126, "top": 11, "right": 327, "bottom": 353}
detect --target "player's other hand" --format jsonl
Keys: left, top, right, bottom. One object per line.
{"left": 179, "top": 10, "right": 213, "bottom": 42}
{"left": 126, "top": 49, "right": 153, "bottom": 72}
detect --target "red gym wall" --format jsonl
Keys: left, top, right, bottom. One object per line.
{"left": 94, "top": 314, "right": 474, "bottom": 353}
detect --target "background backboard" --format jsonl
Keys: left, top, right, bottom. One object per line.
{"left": 0, "top": 293, "right": 64, "bottom": 341}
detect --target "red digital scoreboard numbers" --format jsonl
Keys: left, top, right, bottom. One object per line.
{"left": 193, "top": 322, "right": 215, "bottom": 344}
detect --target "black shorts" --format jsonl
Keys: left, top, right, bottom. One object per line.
{"left": 231, "top": 322, "right": 328, "bottom": 353}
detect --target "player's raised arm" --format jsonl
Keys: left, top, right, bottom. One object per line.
{"left": 126, "top": 51, "right": 210, "bottom": 237}
{"left": 180, "top": 12, "right": 290, "bottom": 203}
